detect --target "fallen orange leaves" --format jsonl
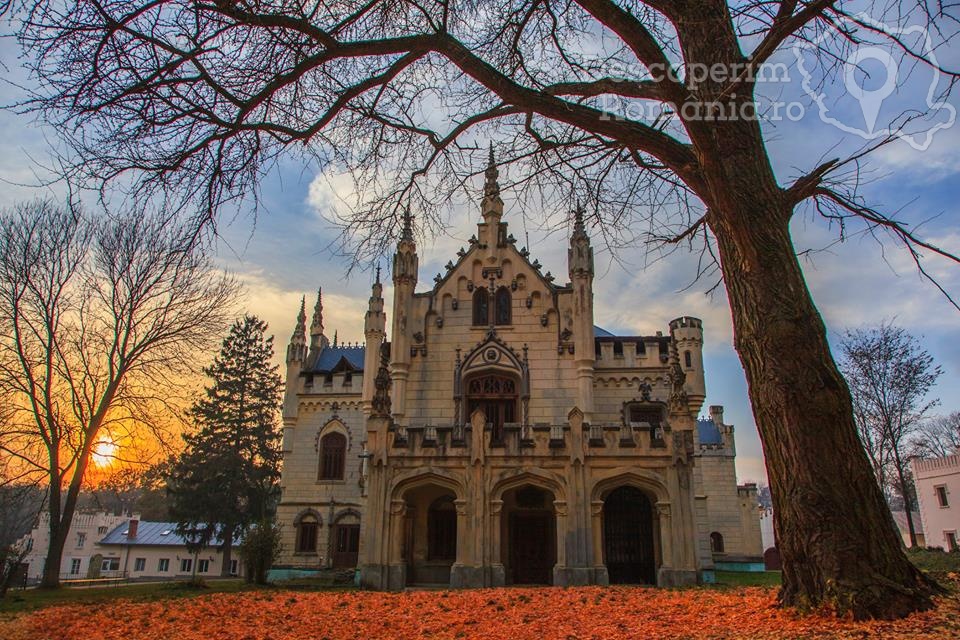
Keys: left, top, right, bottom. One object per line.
{"left": 3, "top": 585, "right": 959, "bottom": 640}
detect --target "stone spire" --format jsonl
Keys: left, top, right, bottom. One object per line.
{"left": 309, "top": 288, "right": 329, "bottom": 351}
{"left": 481, "top": 143, "right": 504, "bottom": 224}
{"left": 286, "top": 296, "right": 308, "bottom": 363}
{"left": 393, "top": 206, "right": 418, "bottom": 286}
{"left": 568, "top": 201, "right": 594, "bottom": 279}
{"left": 400, "top": 205, "right": 414, "bottom": 243}
{"left": 365, "top": 264, "right": 386, "bottom": 336}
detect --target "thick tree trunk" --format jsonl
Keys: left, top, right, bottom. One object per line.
{"left": 894, "top": 458, "right": 918, "bottom": 548}
{"left": 666, "top": 2, "right": 937, "bottom": 616}
{"left": 221, "top": 528, "right": 234, "bottom": 577}
{"left": 706, "top": 181, "right": 936, "bottom": 619}
{"left": 41, "top": 476, "right": 63, "bottom": 589}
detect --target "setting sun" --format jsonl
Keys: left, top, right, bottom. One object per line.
{"left": 91, "top": 440, "right": 118, "bottom": 468}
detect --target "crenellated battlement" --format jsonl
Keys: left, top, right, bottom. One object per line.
{"left": 669, "top": 316, "right": 703, "bottom": 331}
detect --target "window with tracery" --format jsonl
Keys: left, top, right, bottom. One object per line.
{"left": 468, "top": 375, "right": 517, "bottom": 395}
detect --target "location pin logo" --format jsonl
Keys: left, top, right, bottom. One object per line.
{"left": 843, "top": 47, "right": 898, "bottom": 133}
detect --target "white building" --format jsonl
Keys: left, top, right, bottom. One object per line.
{"left": 96, "top": 519, "right": 243, "bottom": 579}
{"left": 20, "top": 514, "right": 243, "bottom": 582}
{"left": 912, "top": 454, "right": 960, "bottom": 551}
{"left": 20, "top": 511, "right": 132, "bottom": 581}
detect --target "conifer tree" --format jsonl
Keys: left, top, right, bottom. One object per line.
{"left": 168, "top": 315, "right": 283, "bottom": 576}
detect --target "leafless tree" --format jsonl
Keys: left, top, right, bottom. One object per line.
{"left": 10, "top": 0, "right": 960, "bottom": 617}
{"left": 913, "top": 412, "right": 960, "bottom": 459}
{"left": 839, "top": 323, "right": 942, "bottom": 548}
{"left": 0, "top": 200, "right": 238, "bottom": 588}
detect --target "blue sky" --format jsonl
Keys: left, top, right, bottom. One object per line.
{"left": 1, "top": 15, "right": 958, "bottom": 485}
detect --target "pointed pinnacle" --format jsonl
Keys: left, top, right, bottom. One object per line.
{"left": 375, "top": 264, "right": 382, "bottom": 284}
{"left": 484, "top": 142, "right": 500, "bottom": 198}
{"left": 311, "top": 287, "right": 324, "bottom": 333}
{"left": 401, "top": 205, "right": 414, "bottom": 242}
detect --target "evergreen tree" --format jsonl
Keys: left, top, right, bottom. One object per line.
{"left": 167, "top": 315, "right": 283, "bottom": 576}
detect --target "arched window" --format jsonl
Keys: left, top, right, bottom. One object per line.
{"left": 427, "top": 496, "right": 457, "bottom": 561}
{"left": 495, "top": 287, "right": 512, "bottom": 325}
{"left": 466, "top": 374, "right": 517, "bottom": 444}
{"left": 684, "top": 350, "right": 692, "bottom": 368}
{"left": 295, "top": 513, "right": 319, "bottom": 553}
{"left": 318, "top": 432, "right": 346, "bottom": 480}
{"left": 710, "top": 531, "right": 725, "bottom": 553}
{"left": 472, "top": 288, "right": 489, "bottom": 326}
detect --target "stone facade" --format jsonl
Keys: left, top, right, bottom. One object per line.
{"left": 275, "top": 152, "right": 761, "bottom": 587}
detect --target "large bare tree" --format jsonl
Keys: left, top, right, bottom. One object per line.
{"left": 0, "top": 201, "right": 237, "bottom": 588}
{"left": 10, "top": 0, "right": 959, "bottom": 617}
{"left": 914, "top": 412, "right": 960, "bottom": 459}
{"left": 839, "top": 323, "right": 942, "bottom": 548}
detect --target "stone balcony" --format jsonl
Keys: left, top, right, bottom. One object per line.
{"left": 390, "top": 421, "right": 672, "bottom": 458}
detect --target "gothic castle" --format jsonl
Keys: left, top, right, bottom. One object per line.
{"left": 275, "top": 152, "right": 761, "bottom": 588}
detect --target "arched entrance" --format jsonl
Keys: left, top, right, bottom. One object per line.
{"left": 465, "top": 373, "right": 518, "bottom": 444}
{"left": 402, "top": 484, "right": 458, "bottom": 585}
{"left": 501, "top": 485, "right": 557, "bottom": 584}
{"left": 603, "top": 486, "right": 656, "bottom": 584}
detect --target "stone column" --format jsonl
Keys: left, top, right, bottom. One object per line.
{"left": 590, "top": 500, "right": 608, "bottom": 585}
{"left": 656, "top": 500, "right": 673, "bottom": 584}
{"left": 488, "top": 499, "right": 505, "bottom": 587}
{"left": 552, "top": 499, "right": 568, "bottom": 585}
{"left": 386, "top": 499, "right": 407, "bottom": 591}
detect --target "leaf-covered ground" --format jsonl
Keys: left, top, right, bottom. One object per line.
{"left": 3, "top": 584, "right": 959, "bottom": 640}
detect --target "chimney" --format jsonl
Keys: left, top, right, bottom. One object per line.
{"left": 709, "top": 405, "right": 724, "bottom": 426}
{"left": 127, "top": 519, "right": 139, "bottom": 539}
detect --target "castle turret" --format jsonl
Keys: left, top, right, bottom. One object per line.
{"left": 568, "top": 202, "right": 596, "bottom": 423}
{"left": 390, "top": 207, "right": 418, "bottom": 422}
{"left": 710, "top": 404, "right": 735, "bottom": 454}
{"left": 284, "top": 297, "right": 308, "bottom": 419}
{"left": 363, "top": 266, "right": 387, "bottom": 414}
{"left": 479, "top": 144, "right": 504, "bottom": 250}
{"left": 670, "top": 316, "right": 706, "bottom": 414}
{"left": 281, "top": 297, "right": 307, "bottom": 485}
{"left": 309, "top": 288, "right": 329, "bottom": 352}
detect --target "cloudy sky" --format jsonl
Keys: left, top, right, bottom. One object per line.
{"left": 0, "top": 14, "right": 958, "bottom": 485}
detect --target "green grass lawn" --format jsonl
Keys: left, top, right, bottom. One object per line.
{"left": 0, "top": 579, "right": 255, "bottom": 617}
{"left": 907, "top": 548, "right": 960, "bottom": 574}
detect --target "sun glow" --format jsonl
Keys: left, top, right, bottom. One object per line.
{"left": 91, "top": 440, "right": 119, "bottom": 467}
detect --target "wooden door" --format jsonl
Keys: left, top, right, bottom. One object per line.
{"left": 331, "top": 524, "right": 360, "bottom": 568}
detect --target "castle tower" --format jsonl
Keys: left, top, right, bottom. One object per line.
{"left": 280, "top": 297, "right": 307, "bottom": 489}
{"left": 568, "top": 202, "right": 596, "bottom": 423}
{"left": 710, "top": 404, "right": 735, "bottom": 454}
{"left": 363, "top": 266, "right": 387, "bottom": 414}
{"left": 669, "top": 316, "right": 706, "bottom": 414}
{"left": 479, "top": 144, "right": 504, "bottom": 251}
{"left": 309, "top": 288, "right": 329, "bottom": 352}
{"left": 390, "top": 206, "right": 418, "bottom": 422}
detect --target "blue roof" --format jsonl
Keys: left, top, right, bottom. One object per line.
{"left": 310, "top": 345, "right": 366, "bottom": 372}
{"left": 697, "top": 418, "right": 723, "bottom": 445}
{"left": 593, "top": 326, "right": 615, "bottom": 337}
{"left": 99, "top": 521, "right": 243, "bottom": 546}
{"left": 99, "top": 521, "right": 191, "bottom": 546}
